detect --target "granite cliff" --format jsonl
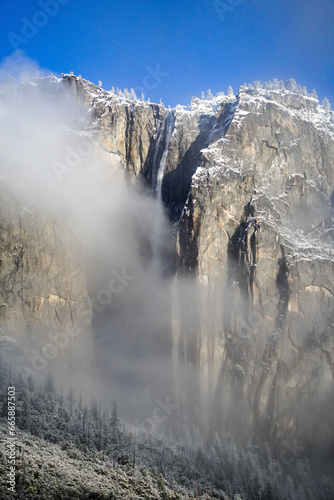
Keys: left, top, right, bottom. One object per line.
{"left": 1, "top": 75, "right": 333, "bottom": 462}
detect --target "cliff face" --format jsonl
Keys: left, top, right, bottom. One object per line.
{"left": 1, "top": 75, "right": 334, "bottom": 457}
{"left": 171, "top": 88, "right": 334, "bottom": 456}
{"left": 64, "top": 75, "right": 168, "bottom": 180}
{"left": 0, "top": 186, "right": 92, "bottom": 379}
{"left": 70, "top": 76, "right": 334, "bottom": 455}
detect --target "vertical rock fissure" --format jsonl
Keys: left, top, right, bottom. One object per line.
{"left": 225, "top": 199, "right": 261, "bottom": 335}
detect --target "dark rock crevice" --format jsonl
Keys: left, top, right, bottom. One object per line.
{"left": 162, "top": 118, "right": 212, "bottom": 221}
{"left": 162, "top": 101, "right": 238, "bottom": 223}
{"left": 224, "top": 201, "right": 261, "bottom": 336}
{"left": 276, "top": 248, "right": 290, "bottom": 329}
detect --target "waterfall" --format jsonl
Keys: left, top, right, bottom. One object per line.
{"left": 153, "top": 110, "right": 175, "bottom": 199}
{"left": 155, "top": 110, "right": 175, "bottom": 200}
{"left": 151, "top": 110, "right": 175, "bottom": 275}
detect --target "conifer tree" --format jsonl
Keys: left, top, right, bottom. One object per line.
{"left": 322, "top": 97, "right": 331, "bottom": 113}
{"left": 227, "top": 85, "right": 234, "bottom": 96}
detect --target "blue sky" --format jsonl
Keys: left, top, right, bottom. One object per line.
{"left": 0, "top": 0, "right": 333, "bottom": 107}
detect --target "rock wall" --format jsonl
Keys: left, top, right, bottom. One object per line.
{"left": 73, "top": 76, "right": 334, "bottom": 455}
{"left": 0, "top": 186, "right": 93, "bottom": 382}
{"left": 1, "top": 75, "right": 334, "bottom": 457}
{"left": 171, "top": 87, "right": 334, "bottom": 456}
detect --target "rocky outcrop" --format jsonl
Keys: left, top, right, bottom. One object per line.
{"left": 62, "top": 75, "right": 168, "bottom": 181}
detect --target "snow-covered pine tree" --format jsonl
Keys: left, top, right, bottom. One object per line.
{"left": 67, "top": 387, "right": 75, "bottom": 416}
{"left": 272, "top": 78, "right": 281, "bottom": 90}
{"left": 110, "top": 401, "right": 120, "bottom": 445}
{"left": 90, "top": 399, "right": 99, "bottom": 422}
{"left": 322, "top": 97, "right": 331, "bottom": 113}
{"left": 227, "top": 85, "right": 234, "bottom": 96}
{"left": 312, "top": 89, "right": 318, "bottom": 100}
{"left": 285, "top": 78, "right": 298, "bottom": 92}
{"left": 44, "top": 372, "right": 56, "bottom": 395}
